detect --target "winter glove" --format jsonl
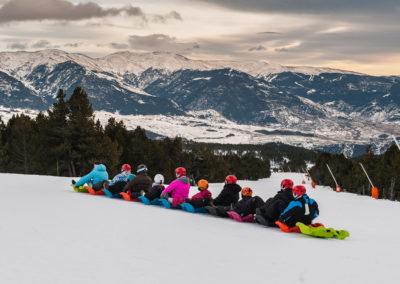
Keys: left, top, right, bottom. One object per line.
{"left": 160, "top": 192, "right": 169, "bottom": 199}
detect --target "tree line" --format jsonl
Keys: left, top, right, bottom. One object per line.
{"left": 0, "top": 87, "right": 271, "bottom": 183}
{"left": 310, "top": 145, "right": 400, "bottom": 201}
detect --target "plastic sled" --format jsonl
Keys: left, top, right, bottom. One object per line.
{"left": 138, "top": 196, "right": 151, "bottom": 205}
{"left": 87, "top": 187, "right": 105, "bottom": 195}
{"left": 180, "top": 203, "right": 207, "bottom": 213}
{"left": 226, "top": 211, "right": 255, "bottom": 223}
{"left": 296, "top": 222, "right": 349, "bottom": 240}
{"left": 72, "top": 185, "right": 88, "bottom": 193}
{"left": 275, "top": 221, "right": 301, "bottom": 233}
{"left": 119, "top": 192, "right": 140, "bottom": 202}
{"left": 103, "top": 189, "right": 123, "bottom": 199}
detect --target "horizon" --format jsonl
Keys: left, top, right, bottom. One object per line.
{"left": 0, "top": 0, "right": 399, "bottom": 76}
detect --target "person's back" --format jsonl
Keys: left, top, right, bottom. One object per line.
{"left": 187, "top": 179, "right": 212, "bottom": 209}
{"left": 232, "top": 187, "right": 264, "bottom": 216}
{"left": 74, "top": 163, "right": 108, "bottom": 190}
{"left": 145, "top": 174, "right": 165, "bottom": 201}
{"left": 123, "top": 164, "right": 152, "bottom": 197}
{"left": 278, "top": 185, "right": 319, "bottom": 227}
{"left": 256, "top": 179, "right": 294, "bottom": 226}
{"left": 212, "top": 175, "right": 241, "bottom": 207}
{"left": 161, "top": 167, "right": 191, "bottom": 199}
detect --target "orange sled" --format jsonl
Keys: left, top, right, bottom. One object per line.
{"left": 119, "top": 192, "right": 140, "bottom": 202}
{"left": 275, "top": 221, "right": 324, "bottom": 233}
{"left": 87, "top": 187, "right": 105, "bottom": 195}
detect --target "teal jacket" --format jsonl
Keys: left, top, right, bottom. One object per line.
{"left": 75, "top": 164, "right": 109, "bottom": 186}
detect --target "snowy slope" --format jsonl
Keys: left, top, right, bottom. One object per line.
{"left": 1, "top": 172, "right": 398, "bottom": 284}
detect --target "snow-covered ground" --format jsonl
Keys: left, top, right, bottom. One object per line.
{"left": 1, "top": 172, "right": 399, "bottom": 284}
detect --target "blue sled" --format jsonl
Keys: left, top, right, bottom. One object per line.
{"left": 180, "top": 203, "right": 207, "bottom": 213}
{"left": 138, "top": 196, "right": 151, "bottom": 205}
{"left": 103, "top": 189, "right": 123, "bottom": 199}
{"left": 150, "top": 198, "right": 182, "bottom": 209}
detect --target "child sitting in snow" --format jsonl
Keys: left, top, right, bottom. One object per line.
{"left": 103, "top": 164, "right": 134, "bottom": 194}
{"left": 278, "top": 185, "right": 319, "bottom": 227}
{"left": 186, "top": 179, "right": 213, "bottom": 208}
{"left": 255, "top": 178, "right": 294, "bottom": 226}
{"left": 210, "top": 175, "right": 242, "bottom": 207}
{"left": 72, "top": 162, "right": 108, "bottom": 190}
{"left": 160, "top": 167, "right": 191, "bottom": 207}
{"left": 211, "top": 187, "right": 264, "bottom": 217}
{"left": 144, "top": 174, "right": 165, "bottom": 201}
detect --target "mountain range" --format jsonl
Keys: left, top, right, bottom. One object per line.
{"left": 0, "top": 49, "right": 399, "bottom": 156}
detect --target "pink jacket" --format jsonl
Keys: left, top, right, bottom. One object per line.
{"left": 162, "top": 176, "right": 190, "bottom": 198}
{"left": 191, "top": 190, "right": 212, "bottom": 200}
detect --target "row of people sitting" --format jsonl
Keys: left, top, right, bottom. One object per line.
{"left": 71, "top": 163, "right": 319, "bottom": 228}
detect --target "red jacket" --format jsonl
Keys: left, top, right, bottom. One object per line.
{"left": 191, "top": 190, "right": 212, "bottom": 200}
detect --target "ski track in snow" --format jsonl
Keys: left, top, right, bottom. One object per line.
{"left": 1, "top": 172, "right": 399, "bottom": 284}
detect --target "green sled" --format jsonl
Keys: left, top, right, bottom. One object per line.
{"left": 296, "top": 222, "right": 350, "bottom": 240}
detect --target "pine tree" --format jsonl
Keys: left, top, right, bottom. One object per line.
{"left": 66, "top": 86, "right": 97, "bottom": 176}
{"left": 4, "top": 114, "right": 39, "bottom": 174}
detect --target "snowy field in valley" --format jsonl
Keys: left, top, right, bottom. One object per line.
{"left": 1, "top": 172, "right": 399, "bottom": 284}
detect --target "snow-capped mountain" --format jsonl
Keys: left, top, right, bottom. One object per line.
{"left": 0, "top": 49, "right": 399, "bottom": 155}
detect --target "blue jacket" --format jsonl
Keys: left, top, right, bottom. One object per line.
{"left": 109, "top": 170, "right": 134, "bottom": 186}
{"left": 75, "top": 164, "right": 109, "bottom": 187}
{"left": 278, "top": 194, "right": 319, "bottom": 227}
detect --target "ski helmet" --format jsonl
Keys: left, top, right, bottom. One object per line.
{"left": 281, "top": 179, "right": 294, "bottom": 190}
{"left": 241, "top": 187, "right": 253, "bottom": 197}
{"left": 197, "top": 179, "right": 209, "bottom": 190}
{"left": 154, "top": 174, "right": 164, "bottom": 185}
{"left": 175, "top": 167, "right": 186, "bottom": 177}
{"left": 121, "top": 164, "right": 131, "bottom": 172}
{"left": 292, "top": 185, "right": 306, "bottom": 199}
{"left": 137, "top": 164, "right": 148, "bottom": 173}
{"left": 225, "top": 175, "right": 237, "bottom": 184}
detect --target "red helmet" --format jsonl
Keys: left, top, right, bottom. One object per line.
{"left": 225, "top": 175, "right": 237, "bottom": 184}
{"left": 241, "top": 187, "right": 253, "bottom": 197}
{"left": 292, "top": 185, "right": 306, "bottom": 198}
{"left": 121, "top": 164, "right": 131, "bottom": 172}
{"left": 175, "top": 167, "right": 186, "bottom": 176}
{"left": 281, "top": 179, "right": 294, "bottom": 190}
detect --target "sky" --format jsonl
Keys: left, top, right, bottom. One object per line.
{"left": 0, "top": 0, "right": 399, "bottom": 76}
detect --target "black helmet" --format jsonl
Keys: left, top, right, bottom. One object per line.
{"left": 137, "top": 164, "right": 148, "bottom": 173}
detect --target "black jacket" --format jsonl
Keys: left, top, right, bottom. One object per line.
{"left": 145, "top": 185, "right": 164, "bottom": 201}
{"left": 233, "top": 196, "right": 264, "bottom": 216}
{"left": 257, "top": 189, "right": 294, "bottom": 226}
{"left": 123, "top": 172, "right": 152, "bottom": 195}
{"left": 212, "top": 183, "right": 242, "bottom": 206}
{"left": 108, "top": 181, "right": 128, "bottom": 194}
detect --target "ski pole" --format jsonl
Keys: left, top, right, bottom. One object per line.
{"left": 326, "top": 164, "right": 341, "bottom": 192}
{"left": 359, "top": 163, "right": 379, "bottom": 199}
{"left": 393, "top": 135, "right": 400, "bottom": 151}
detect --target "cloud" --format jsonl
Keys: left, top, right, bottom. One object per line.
{"left": 31, "top": 40, "right": 51, "bottom": 49}
{"left": 128, "top": 34, "right": 199, "bottom": 53}
{"left": 64, "top": 42, "right": 82, "bottom": 48}
{"left": 110, "top": 42, "right": 129, "bottom": 49}
{"left": 151, "top": 11, "right": 183, "bottom": 23}
{"left": 0, "top": 0, "right": 181, "bottom": 24}
{"left": 188, "top": 0, "right": 400, "bottom": 14}
{"left": 7, "top": 42, "right": 27, "bottom": 49}
{"left": 248, "top": 45, "right": 266, "bottom": 52}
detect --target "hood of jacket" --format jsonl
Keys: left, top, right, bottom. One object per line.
{"left": 94, "top": 164, "right": 107, "bottom": 172}
{"left": 177, "top": 176, "right": 190, "bottom": 184}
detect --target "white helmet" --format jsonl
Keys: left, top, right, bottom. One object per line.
{"left": 154, "top": 174, "right": 164, "bottom": 185}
